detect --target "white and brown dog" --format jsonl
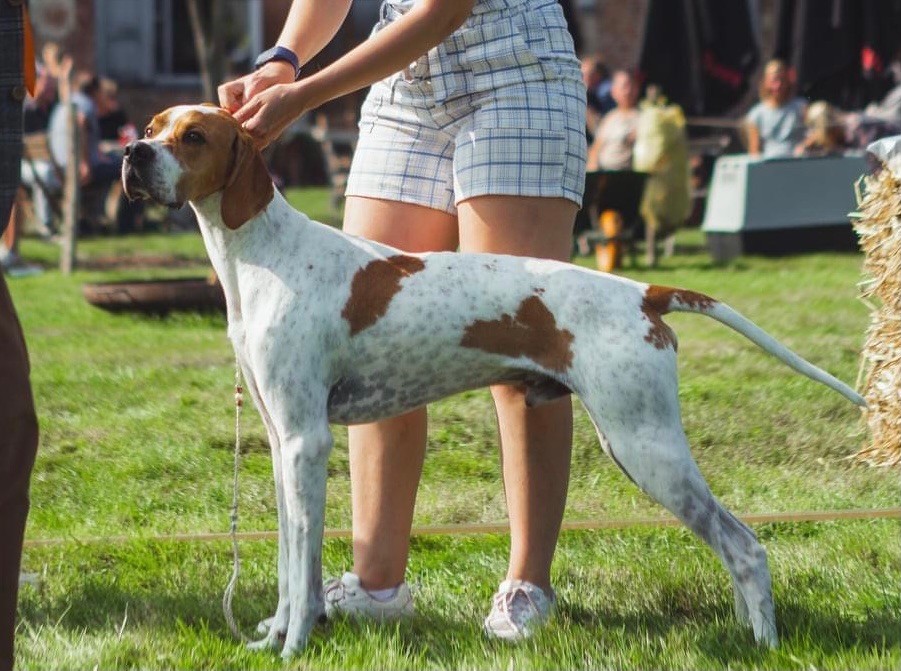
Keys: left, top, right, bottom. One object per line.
{"left": 122, "top": 104, "right": 864, "bottom": 656}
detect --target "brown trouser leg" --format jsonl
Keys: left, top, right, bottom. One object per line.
{"left": 0, "top": 271, "right": 38, "bottom": 671}
{"left": 0, "top": 1, "right": 33, "bottom": 666}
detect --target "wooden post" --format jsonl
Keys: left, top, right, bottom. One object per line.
{"left": 59, "top": 60, "right": 78, "bottom": 275}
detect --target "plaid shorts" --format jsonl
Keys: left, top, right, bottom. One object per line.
{"left": 346, "top": 0, "right": 587, "bottom": 214}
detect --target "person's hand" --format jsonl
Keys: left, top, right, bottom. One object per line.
{"left": 218, "top": 61, "right": 296, "bottom": 114}
{"left": 233, "top": 82, "right": 310, "bottom": 149}
{"left": 42, "top": 43, "right": 62, "bottom": 76}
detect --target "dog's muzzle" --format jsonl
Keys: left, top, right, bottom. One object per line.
{"left": 122, "top": 140, "right": 182, "bottom": 207}
{"left": 121, "top": 141, "right": 153, "bottom": 201}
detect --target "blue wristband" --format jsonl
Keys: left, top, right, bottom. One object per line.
{"left": 254, "top": 46, "right": 301, "bottom": 80}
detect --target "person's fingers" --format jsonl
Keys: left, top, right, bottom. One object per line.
{"left": 217, "top": 83, "right": 233, "bottom": 110}
{"left": 241, "top": 111, "right": 271, "bottom": 149}
{"left": 243, "top": 107, "right": 278, "bottom": 150}
{"left": 232, "top": 95, "right": 262, "bottom": 125}
{"left": 242, "top": 76, "right": 272, "bottom": 104}
{"left": 219, "top": 79, "right": 246, "bottom": 113}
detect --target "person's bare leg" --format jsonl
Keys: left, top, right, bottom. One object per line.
{"left": 458, "top": 195, "right": 577, "bottom": 592}
{"left": 343, "top": 196, "right": 458, "bottom": 590}
{"left": 1, "top": 189, "right": 22, "bottom": 255}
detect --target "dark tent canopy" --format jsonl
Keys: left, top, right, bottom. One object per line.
{"left": 638, "top": 0, "right": 760, "bottom": 116}
{"left": 774, "top": 0, "right": 901, "bottom": 110}
{"left": 639, "top": 0, "right": 901, "bottom": 116}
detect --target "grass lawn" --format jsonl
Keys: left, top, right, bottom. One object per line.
{"left": 10, "top": 187, "right": 900, "bottom": 670}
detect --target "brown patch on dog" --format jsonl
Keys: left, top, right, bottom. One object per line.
{"left": 144, "top": 111, "right": 170, "bottom": 139}
{"left": 670, "top": 289, "right": 716, "bottom": 311}
{"left": 153, "top": 109, "right": 273, "bottom": 228}
{"left": 641, "top": 285, "right": 717, "bottom": 350}
{"left": 219, "top": 126, "right": 274, "bottom": 229}
{"left": 342, "top": 255, "right": 426, "bottom": 335}
{"left": 460, "top": 296, "right": 574, "bottom": 372}
{"left": 145, "top": 105, "right": 274, "bottom": 229}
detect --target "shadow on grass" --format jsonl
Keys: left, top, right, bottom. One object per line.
{"left": 19, "top": 532, "right": 899, "bottom": 668}
{"left": 21, "top": 573, "right": 482, "bottom": 665}
{"left": 562, "top": 594, "right": 900, "bottom": 665}
{"left": 22, "top": 571, "right": 899, "bottom": 666}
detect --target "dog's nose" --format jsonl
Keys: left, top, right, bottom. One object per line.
{"left": 124, "top": 141, "right": 153, "bottom": 165}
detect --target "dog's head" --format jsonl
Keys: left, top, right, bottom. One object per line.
{"left": 122, "top": 104, "right": 274, "bottom": 229}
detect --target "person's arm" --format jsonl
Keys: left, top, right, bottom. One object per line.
{"left": 276, "top": 1, "right": 356, "bottom": 67}
{"left": 219, "top": 1, "right": 354, "bottom": 113}
{"left": 586, "top": 115, "right": 610, "bottom": 171}
{"left": 745, "top": 122, "right": 761, "bottom": 156}
{"left": 232, "top": 0, "right": 476, "bottom": 147}
{"left": 586, "top": 119, "right": 605, "bottom": 171}
{"left": 76, "top": 111, "right": 91, "bottom": 184}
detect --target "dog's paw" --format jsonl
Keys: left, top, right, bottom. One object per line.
{"left": 732, "top": 585, "right": 751, "bottom": 626}
{"left": 247, "top": 615, "right": 286, "bottom": 652}
{"left": 255, "top": 615, "right": 274, "bottom": 636}
{"left": 753, "top": 618, "right": 779, "bottom": 649}
{"left": 247, "top": 632, "right": 283, "bottom": 652}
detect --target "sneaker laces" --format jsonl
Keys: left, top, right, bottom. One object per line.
{"left": 324, "top": 577, "right": 349, "bottom": 605}
{"left": 491, "top": 585, "right": 542, "bottom": 635}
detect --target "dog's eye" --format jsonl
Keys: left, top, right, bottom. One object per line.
{"left": 144, "top": 127, "right": 153, "bottom": 138}
{"left": 184, "top": 130, "right": 205, "bottom": 144}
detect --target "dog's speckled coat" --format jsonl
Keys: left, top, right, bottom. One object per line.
{"left": 122, "top": 105, "right": 865, "bottom": 657}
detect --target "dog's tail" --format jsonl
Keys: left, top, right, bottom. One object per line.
{"left": 645, "top": 285, "right": 866, "bottom": 407}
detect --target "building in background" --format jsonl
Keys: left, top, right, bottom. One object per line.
{"left": 28, "top": 1, "right": 900, "bottom": 138}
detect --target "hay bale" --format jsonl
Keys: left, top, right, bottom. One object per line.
{"left": 851, "top": 142, "right": 901, "bottom": 467}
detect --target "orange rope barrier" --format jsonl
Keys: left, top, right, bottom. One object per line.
{"left": 22, "top": 507, "right": 901, "bottom": 549}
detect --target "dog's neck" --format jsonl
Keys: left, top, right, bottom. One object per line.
{"left": 190, "top": 186, "right": 288, "bottom": 247}
{"left": 190, "top": 188, "right": 294, "bottom": 324}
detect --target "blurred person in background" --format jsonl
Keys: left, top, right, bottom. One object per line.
{"left": 23, "top": 63, "right": 56, "bottom": 134}
{"left": 48, "top": 72, "right": 141, "bottom": 232}
{"left": 586, "top": 69, "right": 640, "bottom": 171}
{"left": 581, "top": 52, "right": 613, "bottom": 140}
{"left": 48, "top": 72, "right": 119, "bottom": 190}
{"left": 18, "top": 62, "right": 59, "bottom": 241}
{"left": 96, "top": 77, "right": 133, "bottom": 146}
{"left": 745, "top": 59, "right": 806, "bottom": 158}
{"left": 794, "top": 101, "right": 848, "bottom": 156}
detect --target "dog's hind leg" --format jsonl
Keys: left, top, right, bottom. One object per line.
{"left": 577, "top": 366, "right": 778, "bottom": 647}
{"left": 278, "top": 419, "right": 332, "bottom": 658}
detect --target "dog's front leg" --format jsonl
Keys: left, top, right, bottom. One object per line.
{"left": 239, "top": 371, "right": 291, "bottom": 651}
{"left": 280, "top": 421, "right": 332, "bottom": 658}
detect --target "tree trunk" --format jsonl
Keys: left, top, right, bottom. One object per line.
{"left": 187, "top": 0, "right": 226, "bottom": 103}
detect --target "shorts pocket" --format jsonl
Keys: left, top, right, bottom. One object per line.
{"left": 453, "top": 127, "right": 569, "bottom": 201}
{"left": 460, "top": 17, "right": 543, "bottom": 92}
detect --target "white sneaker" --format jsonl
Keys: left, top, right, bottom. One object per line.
{"left": 254, "top": 572, "right": 414, "bottom": 634}
{"left": 323, "top": 572, "right": 414, "bottom": 620}
{"left": 483, "top": 579, "right": 555, "bottom": 641}
{"left": 0, "top": 251, "right": 42, "bottom": 277}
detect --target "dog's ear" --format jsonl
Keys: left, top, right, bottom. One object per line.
{"left": 220, "top": 129, "right": 274, "bottom": 230}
